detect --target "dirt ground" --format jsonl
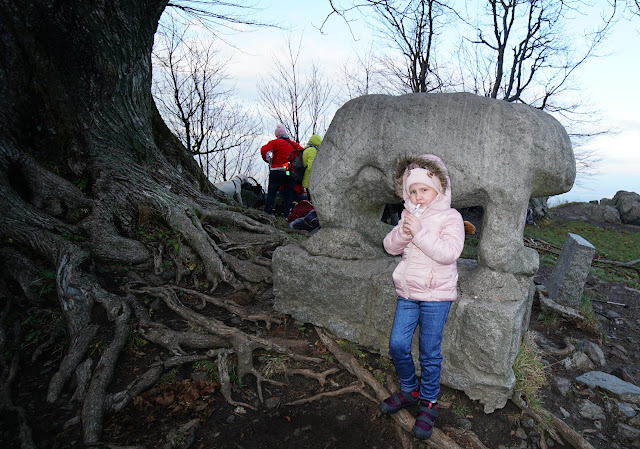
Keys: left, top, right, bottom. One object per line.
{"left": 2, "top": 204, "right": 639, "bottom": 449}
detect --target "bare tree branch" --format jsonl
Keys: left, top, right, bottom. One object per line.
{"left": 257, "top": 35, "right": 335, "bottom": 143}
{"left": 152, "top": 16, "right": 261, "bottom": 182}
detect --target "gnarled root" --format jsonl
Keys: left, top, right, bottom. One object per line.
{"left": 315, "top": 327, "right": 463, "bottom": 449}
{"left": 512, "top": 391, "right": 596, "bottom": 449}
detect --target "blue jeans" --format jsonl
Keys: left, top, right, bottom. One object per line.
{"left": 388, "top": 297, "right": 451, "bottom": 402}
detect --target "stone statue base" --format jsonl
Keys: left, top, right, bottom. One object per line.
{"left": 272, "top": 244, "right": 534, "bottom": 413}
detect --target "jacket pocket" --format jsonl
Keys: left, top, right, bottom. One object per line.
{"left": 431, "top": 270, "right": 458, "bottom": 290}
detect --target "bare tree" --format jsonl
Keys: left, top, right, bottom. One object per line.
{"left": 153, "top": 16, "right": 261, "bottom": 182}
{"left": 372, "top": 0, "right": 455, "bottom": 93}
{"left": 466, "top": 1, "right": 614, "bottom": 109}
{"left": 257, "top": 35, "right": 334, "bottom": 143}
{"left": 338, "top": 44, "right": 400, "bottom": 101}
{"left": 328, "top": 0, "right": 456, "bottom": 94}
{"left": 466, "top": 1, "right": 618, "bottom": 181}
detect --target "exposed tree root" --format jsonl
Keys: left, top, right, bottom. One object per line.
{"left": 170, "top": 286, "right": 281, "bottom": 329}
{"left": 540, "top": 336, "right": 575, "bottom": 357}
{"left": 442, "top": 426, "right": 490, "bottom": 449}
{"left": 286, "top": 381, "right": 376, "bottom": 406}
{"left": 512, "top": 391, "right": 596, "bottom": 449}
{"left": 315, "top": 326, "right": 463, "bottom": 449}
{"left": 218, "top": 350, "right": 258, "bottom": 411}
{"left": 0, "top": 300, "right": 37, "bottom": 449}
{"left": 279, "top": 367, "right": 341, "bottom": 387}
{"left": 133, "top": 285, "right": 320, "bottom": 404}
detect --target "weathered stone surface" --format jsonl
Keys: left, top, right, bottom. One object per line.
{"left": 546, "top": 233, "right": 595, "bottom": 308}
{"left": 553, "top": 377, "right": 572, "bottom": 397}
{"left": 579, "top": 399, "right": 605, "bottom": 420}
{"left": 576, "top": 371, "right": 640, "bottom": 404}
{"left": 538, "top": 290, "right": 585, "bottom": 321}
{"left": 308, "top": 92, "right": 575, "bottom": 276}
{"left": 612, "top": 190, "right": 640, "bottom": 225}
{"left": 584, "top": 203, "right": 621, "bottom": 224}
{"left": 579, "top": 340, "right": 606, "bottom": 367}
{"left": 563, "top": 352, "right": 595, "bottom": 371}
{"left": 612, "top": 399, "right": 637, "bottom": 419}
{"left": 273, "top": 246, "right": 534, "bottom": 413}
{"left": 616, "top": 423, "right": 640, "bottom": 442}
{"left": 273, "top": 244, "right": 397, "bottom": 348}
{"left": 528, "top": 197, "right": 550, "bottom": 223}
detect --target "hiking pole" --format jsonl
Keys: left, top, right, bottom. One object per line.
{"left": 589, "top": 298, "right": 628, "bottom": 308}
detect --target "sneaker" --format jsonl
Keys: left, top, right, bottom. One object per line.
{"left": 379, "top": 390, "right": 419, "bottom": 414}
{"left": 411, "top": 400, "right": 438, "bottom": 439}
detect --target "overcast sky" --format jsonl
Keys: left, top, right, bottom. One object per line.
{"left": 196, "top": 1, "right": 640, "bottom": 203}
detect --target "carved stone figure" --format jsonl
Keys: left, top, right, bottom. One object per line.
{"left": 307, "top": 92, "right": 575, "bottom": 275}
{"left": 273, "top": 92, "right": 576, "bottom": 412}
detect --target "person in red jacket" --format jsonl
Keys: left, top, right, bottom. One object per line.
{"left": 260, "top": 124, "right": 303, "bottom": 215}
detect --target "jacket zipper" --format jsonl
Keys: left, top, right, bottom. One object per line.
{"left": 402, "top": 243, "right": 413, "bottom": 298}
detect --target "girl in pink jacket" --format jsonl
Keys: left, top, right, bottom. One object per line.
{"left": 380, "top": 154, "right": 465, "bottom": 440}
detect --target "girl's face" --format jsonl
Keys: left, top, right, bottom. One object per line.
{"left": 409, "top": 183, "right": 438, "bottom": 207}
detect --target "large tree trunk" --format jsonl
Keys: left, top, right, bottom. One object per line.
{"left": 0, "top": 1, "right": 286, "bottom": 444}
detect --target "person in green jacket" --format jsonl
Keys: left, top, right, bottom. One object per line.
{"left": 302, "top": 133, "right": 322, "bottom": 200}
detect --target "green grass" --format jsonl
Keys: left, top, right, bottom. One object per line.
{"left": 524, "top": 219, "right": 639, "bottom": 264}
{"left": 524, "top": 215, "right": 639, "bottom": 287}
{"left": 513, "top": 331, "right": 547, "bottom": 410}
{"left": 461, "top": 234, "right": 479, "bottom": 259}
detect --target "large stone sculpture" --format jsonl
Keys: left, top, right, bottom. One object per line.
{"left": 306, "top": 92, "right": 574, "bottom": 276}
{"left": 272, "top": 92, "right": 575, "bottom": 412}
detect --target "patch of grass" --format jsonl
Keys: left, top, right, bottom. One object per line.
{"left": 461, "top": 234, "right": 478, "bottom": 259}
{"left": 376, "top": 356, "right": 391, "bottom": 370}
{"left": 127, "top": 323, "right": 148, "bottom": 349}
{"left": 192, "top": 360, "right": 218, "bottom": 381}
{"left": 524, "top": 217, "right": 640, "bottom": 286}
{"left": 336, "top": 339, "right": 366, "bottom": 359}
{"left": 578, "top": 296, "right": 600, "bottom": 333}
{"left": 261, "top": 353, "right": 288, "bottom": 379}
{"left": 157, "top": 367, "right": 179, "bottom": 386}
{"left": 288, "top": 232, "right": 310, "bottom": 243}
{"left": 513, "top": 331, "right": 547, "bottom": 410}
{"left": 539, "top": 309, "right": 559, "bottom": 326}
{"left": 88, "top": 338, "right": 107, "bottom": 357}
{"left": 37, "top": 267, "right": 57, "bottom": 297}
{"left": 451, "top": 401, "right": 471, "bottom": 419}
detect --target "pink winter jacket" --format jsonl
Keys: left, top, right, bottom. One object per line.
{"left": 383, "top": 154, "right": 465, "bottom": 302}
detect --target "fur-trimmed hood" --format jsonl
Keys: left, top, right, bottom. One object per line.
{"left": 393, "top": 154, "right": 452, "bottom": 213}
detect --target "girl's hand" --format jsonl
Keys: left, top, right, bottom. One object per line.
{"left": 402, "top": 214, "right": 422, "bottom": 237}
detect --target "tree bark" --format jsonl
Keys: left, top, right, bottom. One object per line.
{"left": 0, "top": 1, "right": 285, "bottom": 444}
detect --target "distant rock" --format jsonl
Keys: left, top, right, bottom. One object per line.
{"left": 528, "top": 197, "right": 550, "bottom": 223}
{"left": 584, "top": 203, "right": 621, "bottom": 223}
{"left": 612, "top": 190, "right": 640, "bottom": 226}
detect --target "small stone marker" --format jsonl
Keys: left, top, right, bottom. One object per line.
{"left": 546, "top": 233, "right": 595, "bottom": 309}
